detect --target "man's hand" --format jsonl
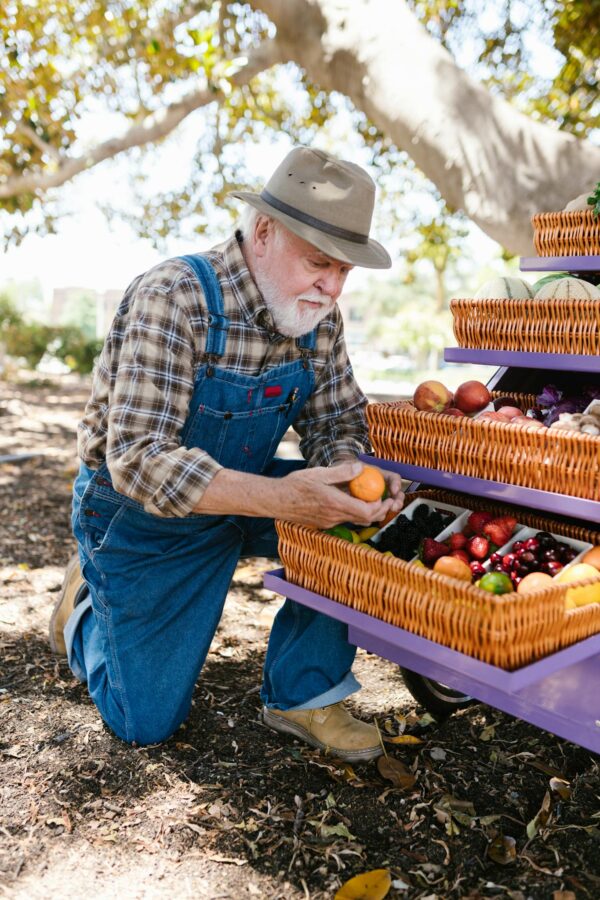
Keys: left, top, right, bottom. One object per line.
{"left": 276, "top": 461, "right": 405, "bottom": 529}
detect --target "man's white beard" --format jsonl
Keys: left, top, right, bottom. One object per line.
{"left": 256, "top": 272, "right": 334, "bottom": 338}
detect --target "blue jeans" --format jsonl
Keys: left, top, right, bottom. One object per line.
{"left": 66, "top": 462, "right": 359, "bottom": 745}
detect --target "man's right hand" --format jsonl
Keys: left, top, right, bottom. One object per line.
{"left": 275, "top": 461, "right": 404, "bottom": 529}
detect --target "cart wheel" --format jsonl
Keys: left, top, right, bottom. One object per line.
{"left": 400, "top": 667, "right": 476, "bottom": 720}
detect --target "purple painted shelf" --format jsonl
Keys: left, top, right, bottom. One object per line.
{"left": 444, "top": 347, "right": 600, "bottom": 373}
{"left": 520, "top": 255, "right": 600, "bottom": 272}
{"left": 361, "top": 456, "right": 600, "bottom": 524}
{"left": 265, "top": 569, "right": 600, "bottom": 753}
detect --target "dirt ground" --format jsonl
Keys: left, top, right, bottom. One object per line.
{"left": 2, "top": 374, "right": 600, "bottom": 900}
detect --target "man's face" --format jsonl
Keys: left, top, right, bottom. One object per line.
{"left": 250, "top": 219, "right": 354, "bottom": 337}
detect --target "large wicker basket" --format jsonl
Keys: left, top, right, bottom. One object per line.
{"left": 276, "top": 490, "right": 600, "bottom": 670}
{"left": 366, "top": 396, "right": 600, "bottom": 501}
{"left": 532, "top": 209, "right": 600, "bottom": 257}
{"left": 450, "top": 296, "right": 600, "bottom": 354}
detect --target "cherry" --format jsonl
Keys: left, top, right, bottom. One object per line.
{"left": 470, "top": 562, "right": 486, "bottom": 578}
{"left": 540, "top": 560, "right": 563, "bottom": 576}
{"left": 536, "top": 532, "right": 556, "bottom": 550}
{"left": 512, "top": 541, "right": 525, "bottom": 553}
{"left": 562, "top": 547, "right": 578, "bottom": 563}
{"left": 520, "top": 551, "right": 537, "bottom": 566}
{"left": 542, "top": 548, "right": 558, "bottom": 562}
{"left": 502, "top": 553, "right": 516, "bottom": 571}
{"left": 489, "top": 552, "right": 502, "bottom": 565}
{"left": 524, "top": 537, "right": 540, "bottom": 552}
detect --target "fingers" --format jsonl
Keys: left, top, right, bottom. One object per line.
{"left": 321, "top": 460, "right": 363, "bottom": 485}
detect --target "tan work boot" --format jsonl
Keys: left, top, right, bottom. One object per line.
{"left": 262, "top": 702, "right": 383, "bottom": 763}
{"left": 49, "top": 553, "right": 85, "bottom": 656}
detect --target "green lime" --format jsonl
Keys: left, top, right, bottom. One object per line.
{"left": 477, "top": 572, "right": 514, "bottom": 594}
{"left": 325, "top": 525, "right": 354, "bottom": 542}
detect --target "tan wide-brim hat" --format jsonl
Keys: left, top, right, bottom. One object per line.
{"left": 230, "top": 146, "right": 391, "bottom": 269}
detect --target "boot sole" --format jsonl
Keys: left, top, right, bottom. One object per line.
{"left": 262, "top": 707, "right": 383, "bottom": 763}
{"left": 49, "top": 554, "right": 83, "bottom": 655}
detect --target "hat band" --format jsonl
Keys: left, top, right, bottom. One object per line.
{"left": 261, "top": 190, "right": 368, "bottom": 245}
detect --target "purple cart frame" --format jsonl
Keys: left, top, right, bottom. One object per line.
{"left": 265, "top": 568, "right": 600, "bottom": 753}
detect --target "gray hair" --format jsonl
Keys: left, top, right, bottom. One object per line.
{"left": 237, "top": 205, "right": 285, "bottom": 240}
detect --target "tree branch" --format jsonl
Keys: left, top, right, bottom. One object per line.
{"left": 0, "top": 38, "right": 282, "bottom": 201}
{"left": 249, "top": 0, "right": 600, "bottom": 254}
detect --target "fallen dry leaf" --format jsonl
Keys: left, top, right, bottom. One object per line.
{"left": 335, "top": 868, "right": 392, "bottom": 900}
{"left": 377, "top": 756, "right": 416, "bottom": 790}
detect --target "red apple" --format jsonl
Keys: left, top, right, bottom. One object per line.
{"left": 477, "top": 411, "right": 506, "bottom": 422}
{"left": 511, "top": 416, "right": 546, "bottom": 429}
{"left": 454, "top": 381, "right": 492, "bottom": 414}
{"left": 496, "top": 406, "right": 523, "bottom": 420}
{"left": 443, "top": 407, "right": 466, "bottom": 417}
{"left": 412, "top": 380, "right": 453, "bottom": 413}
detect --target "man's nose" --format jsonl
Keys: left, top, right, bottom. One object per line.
{"left": 315, "top": 270, "right": 345, "bottom": 300}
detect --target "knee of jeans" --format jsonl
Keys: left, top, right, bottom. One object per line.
{"left": 127, "top": 709, "right": 186, "bottom": 747}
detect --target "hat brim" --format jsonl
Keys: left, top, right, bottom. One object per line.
{"left": 230, "top": 190, "right": 392, "bottom": 270}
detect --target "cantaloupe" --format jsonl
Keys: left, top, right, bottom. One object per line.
{"left": 473, "top": 277, "right": 535, "bottom": 300}
{"left": 535, "top": 276, "right": 600, "bottom": 301}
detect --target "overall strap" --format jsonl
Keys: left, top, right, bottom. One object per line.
{"left": 179, "top": 254, "right": 230, "bottom": 360}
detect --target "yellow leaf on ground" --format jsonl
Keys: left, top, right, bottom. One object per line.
{"left": 335, "top": 868, "right": 392, "bottom": 900}
{"left": 385, "top": 735, "right": 423, "bottom": 745}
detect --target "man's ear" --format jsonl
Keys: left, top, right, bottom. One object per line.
{"left": 253, "top": 215, "right": 272, "bottom": 258}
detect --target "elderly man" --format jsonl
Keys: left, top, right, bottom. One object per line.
{"left": 50, "top": 146, "right": 404, "bottom": 762}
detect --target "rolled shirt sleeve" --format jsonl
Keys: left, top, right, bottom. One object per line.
{"left": 91, "top": 280, "right": 222, "bottom": 517}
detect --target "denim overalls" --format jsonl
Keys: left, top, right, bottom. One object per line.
{"left": 66, "top": 255, "right": 359, "bottom": 745}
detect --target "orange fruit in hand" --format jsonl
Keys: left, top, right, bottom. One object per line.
{"left": 433, "top": 555, "right": 472, "bottom": 582}
{"left": 348, "top": 465, "right": 386, "bottom": 502}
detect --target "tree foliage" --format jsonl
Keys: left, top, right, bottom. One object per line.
{"left": 1, "top": 0, "right": 599, "bottom": 251}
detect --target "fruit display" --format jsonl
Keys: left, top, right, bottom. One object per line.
{"left": 489, "top": 529, "right": 584, "bottom": 590}
{"left": 416, "top": 510, "right": 518, "bottom": 581}
{"left": 374, "top": 502, "right": 456, "bottom": 561}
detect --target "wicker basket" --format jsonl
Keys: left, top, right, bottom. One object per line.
{"left": 532, "top": 209, "right": 600, "bottom": 257}
{"left": 450, "top": 296, "right": 600, "bottom": 354}
{"left": 276, "top": 489, "right": 600, "bottom": 670}
{"left": 366, "top": 396, "right": 600, "bottom": 501}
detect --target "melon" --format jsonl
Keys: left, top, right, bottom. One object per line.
{"left": 532, "top": 273, "right": 570, "bottom": 293}
{"left": 563, "top": 192, "right": 593, "bottom": 212}
{"left": 473, "top": 277, "right": 535, "bottom": 300}
{"left": 535, "top": 277, "right": 600, "bottom": 301}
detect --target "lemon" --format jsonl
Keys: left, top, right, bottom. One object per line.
{"left": 358, "top": 526, "right": 380, "bottom": 541}
{"left": 555, "top": 563, "right": 600, "bottom": 607}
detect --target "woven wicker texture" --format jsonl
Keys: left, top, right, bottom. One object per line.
{"left": 366, "top": 395, "right": 600, "bottom": 501}
{"left": 276, "top": 490, "right": 600, "bottom": 670}
{"left": 532, "top": 209, "right": 600, "bottom": 256}
{"left": 451, "top": 297, "right": 600, "bottom": 354}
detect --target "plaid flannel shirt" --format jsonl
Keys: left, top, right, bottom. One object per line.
{"left": 78, "top": 232, "right": 371, "bottom": 517}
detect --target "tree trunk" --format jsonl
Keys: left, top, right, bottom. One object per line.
{"left": 250, "top": 0, "right": 600, "bottom": 255}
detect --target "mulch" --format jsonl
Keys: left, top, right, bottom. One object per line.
{"left": 1, "top": 374, "right": 600, "bottom": 899}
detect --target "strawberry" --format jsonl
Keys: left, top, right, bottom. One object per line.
{"left": 419, "top": 538, "right": 450, "bottom": 567}
{"left": 467, "top": 511, "right": 494, "bottom": 535}
{"left": 448, "top": 532, "right": 468, "bottom": 551}
{"left": 483, "top": 516, "right": 518, "bottom": 547}
{"left": 450, "top": 549, "right": 471, "bottom": 565}
{"left": 466, "top": 535, "right": 490, "bottom": 560}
